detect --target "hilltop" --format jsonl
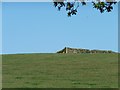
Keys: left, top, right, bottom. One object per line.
{"left": 2, "top": 53, "right": 118, "bottom": 88}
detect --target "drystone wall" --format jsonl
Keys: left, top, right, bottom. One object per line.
{"left": 57, "top": 47, "right": 114, "bottom": 54}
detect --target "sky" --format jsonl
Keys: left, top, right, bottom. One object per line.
{"left": 0, "top": 3, "right": 2, "bottom": 54}
{"left": 2, "top": 2, "right": 118, "bottom": 54}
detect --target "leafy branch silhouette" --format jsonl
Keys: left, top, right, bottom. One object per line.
{"left": 53, "top": 0, "right": 117, "bottom": 16}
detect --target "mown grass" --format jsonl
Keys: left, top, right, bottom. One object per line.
{"left": 2, "top": 53, "right": 118, "bottom": 88}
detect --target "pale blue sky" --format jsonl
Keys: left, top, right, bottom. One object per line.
{"left": 0, "top": 3, "right": 2, "bottom": 54}
{"left": 2, "top": 2, "right": 118, "bottom": 54}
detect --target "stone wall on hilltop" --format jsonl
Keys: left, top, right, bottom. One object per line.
{"left": 57, "top": 47, "right": 115, "bottom": 54}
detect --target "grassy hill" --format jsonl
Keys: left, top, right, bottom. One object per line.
{"left": 2, "top": 53, "right": 118, "bottom": 88}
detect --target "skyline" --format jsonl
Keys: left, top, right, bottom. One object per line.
{"left": 2, "top": 2, "right": 118, "bottom": 54}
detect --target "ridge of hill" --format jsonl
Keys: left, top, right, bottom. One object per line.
{"left": 2, "top": 53, "right": 118, "bottom": 88}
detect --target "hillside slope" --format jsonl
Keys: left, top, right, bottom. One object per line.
{"left": 2, "top": 53, "right": 118, "bottom": 88}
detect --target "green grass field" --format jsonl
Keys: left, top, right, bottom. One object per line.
{"left": 2, "top": 53, "right": 118, "bottom": 88}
